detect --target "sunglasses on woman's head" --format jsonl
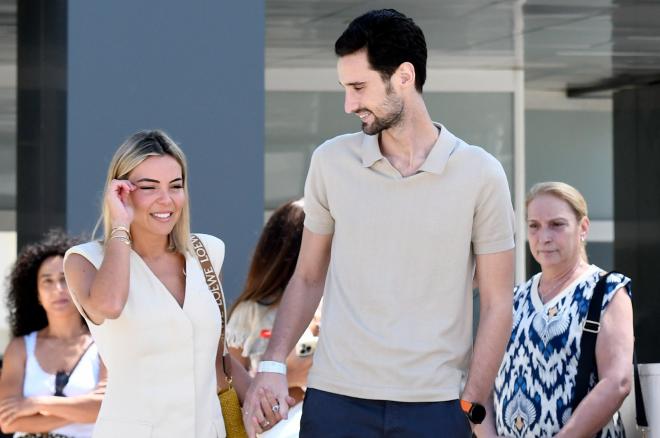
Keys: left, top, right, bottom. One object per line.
{"left": 54, "top": 370, "right": 70, "bottom": 396}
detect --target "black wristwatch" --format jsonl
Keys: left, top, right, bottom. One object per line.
{"left": 460, "top": 399, "right": 486, "bottom": 424}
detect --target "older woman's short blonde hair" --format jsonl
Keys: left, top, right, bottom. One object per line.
{"left": 526, "top": 181, "right": 589, "bottom": 261}
{"left": 94, "top": 130, "right": 191, "bottom": 254}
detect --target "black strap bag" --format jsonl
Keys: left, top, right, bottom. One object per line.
{"left": 573, "top": 272, "right": 648, "bottom": 435}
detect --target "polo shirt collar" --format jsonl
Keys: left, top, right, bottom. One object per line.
{"left": 360, "top": 133, "right": 383, "bottom": 168}
{"left": 360, "top": 122, "right": 458, "bottom": 175}
{"left": 418, "top": 123, "right": 457, "bottom": 175}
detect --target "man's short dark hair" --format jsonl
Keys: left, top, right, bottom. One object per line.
{"left": 335, "top": 9, "right": 428, "bottom": 93}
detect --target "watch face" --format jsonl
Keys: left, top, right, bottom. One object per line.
{"left": 471, "top": 404, "right": 486, "bottom": 424}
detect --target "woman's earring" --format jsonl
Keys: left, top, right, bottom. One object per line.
{"left": 580, "top": 235, "right": 585, "bottom": 242}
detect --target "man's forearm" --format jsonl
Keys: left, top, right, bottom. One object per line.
{"left": 262, "top": 274, "right": 324, "bottom": 363}
{"left": 462, "top": 300, "right": 511, "bottom": 403}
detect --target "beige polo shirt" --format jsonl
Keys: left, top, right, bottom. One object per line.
{"left": 304, "top": 123, "right": 515, "bottom": 402}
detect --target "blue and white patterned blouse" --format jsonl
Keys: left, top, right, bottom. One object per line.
{"left": 494, "top": 265, "right": 631, "bottom": 437}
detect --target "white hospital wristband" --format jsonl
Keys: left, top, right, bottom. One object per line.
{"left": 257, "top": 361, "right": 287, "bottom": 375}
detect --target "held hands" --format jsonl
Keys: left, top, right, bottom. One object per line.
{"left": 106, "top": 179, "right": 136, "bottom": 227}
{"left": 242, "top": 373, "right": 295, "bottom": 438}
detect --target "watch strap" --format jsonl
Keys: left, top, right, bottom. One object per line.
{"left": 460, "top": 399, "right": 486, "bottom": 424}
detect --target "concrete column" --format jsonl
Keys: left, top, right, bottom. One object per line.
{"left": 614, "top": 85, "right": 660, "bottom": 364}
{"left": 16, "top": 0, "right": 67, "bottom": 248}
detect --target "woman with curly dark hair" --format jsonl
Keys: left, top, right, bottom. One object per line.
{"left": 0, "top": 230, "right": 106, "bottom": 438}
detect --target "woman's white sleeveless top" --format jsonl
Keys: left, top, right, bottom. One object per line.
{"left": 64, "top": 234, "right": 226, "bottom": 438}
{"left": 17, "top": 331, "right": 100, "bottom": 438}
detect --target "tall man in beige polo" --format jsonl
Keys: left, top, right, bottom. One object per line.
{"left": 243, "top": 9, "right": 515, "bottom": 437}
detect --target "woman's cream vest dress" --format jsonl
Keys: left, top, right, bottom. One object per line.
{"left": 64, "top": 234, "right": 226, "bottom": 438}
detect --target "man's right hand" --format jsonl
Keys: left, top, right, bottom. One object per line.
{"left": 242, "top": 372, "right": 294, "bottom": 438}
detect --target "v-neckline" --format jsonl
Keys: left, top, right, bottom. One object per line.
{"left": 131, "top": 250, "right": 189, "bottom": 310}
{"left": 32, "top": 332, "right": 93, "bottom": 377}
{"left": 531, "top": 265, "right": 598, "bottom": 311}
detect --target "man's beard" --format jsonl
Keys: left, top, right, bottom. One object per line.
{"left": 360, "top": 87, "right": 404, "bottom": 136}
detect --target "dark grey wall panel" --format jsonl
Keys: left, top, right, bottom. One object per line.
{"left": 65, "top": 1, "right": 264, "bottom": 301}
{"left": 614, "top": 85, "right": 660, "bottom": 364}
{"left": 16, "top": 0, "right": 67, "bottom": 249}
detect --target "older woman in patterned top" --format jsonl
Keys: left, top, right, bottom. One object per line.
{"left": 477, "top": 182, "right": 633, "bottom": 438}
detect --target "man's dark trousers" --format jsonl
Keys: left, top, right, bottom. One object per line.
{"left": 299, "top": 388, "right": 472, "bottom": 438}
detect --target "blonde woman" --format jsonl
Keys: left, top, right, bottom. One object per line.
{"left": 478, "top": 182, "right": 633, "bottom": 437}
{"left": 63, "top": 130, "right": 271, "bottom": 438}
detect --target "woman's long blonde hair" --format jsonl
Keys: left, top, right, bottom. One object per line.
{"left": 526, "top": 181, "right": 589, "bottom": 262}
{"left": 93, "top": 130, "right": 191, "bottom": 254}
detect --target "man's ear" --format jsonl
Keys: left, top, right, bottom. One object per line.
{"left": 395, "top": 62, "right": 416, "bottom": 89}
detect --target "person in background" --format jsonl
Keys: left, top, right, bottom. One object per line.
{"left": 227, "top": 199, "right": 319, "bottom": 438}
{"left": 477, "top": 182, "right": 633, "bottom": 437}
{"left": 0, "top": 229, "right": 106, "bottom": 438}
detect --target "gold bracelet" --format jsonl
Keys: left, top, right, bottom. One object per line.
{"left": 110, "top": 228, "right": 131, "bottom": 239}
{"left": 111, "top": 226, "right": 132, "bottom": 239}
{"left": 109, "top": 235, "right": 132, "bottom": 246}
